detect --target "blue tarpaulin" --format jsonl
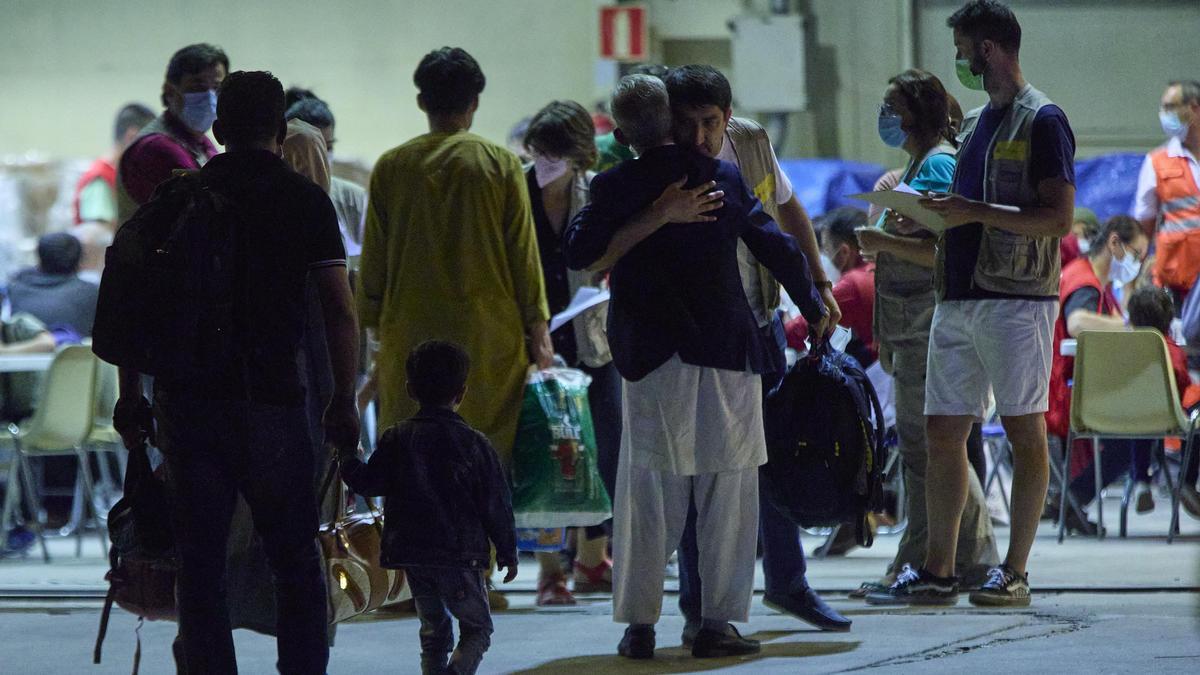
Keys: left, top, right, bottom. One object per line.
{"left": 778, "top": 152, "right": 1148, "bottom": 222}
{"left": 779, "top": 158, "right": 885, "bottom": 218}
{"left": 1073, "top": 152, "right": 1144, "bottom": 223}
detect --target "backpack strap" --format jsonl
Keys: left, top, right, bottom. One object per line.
{"left": 93, "top": 585, "right": 116, "bottom": 664}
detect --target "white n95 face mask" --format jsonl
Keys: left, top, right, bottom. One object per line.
{"left": 1108, "top": 245, "right": 1141, "bottom": 286}
{"left": 533, "top": 155, "right": 570, "bottom": 188}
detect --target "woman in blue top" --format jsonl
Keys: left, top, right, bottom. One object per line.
{"left": 853, "top": 69, "right": 999, "bottom": 599}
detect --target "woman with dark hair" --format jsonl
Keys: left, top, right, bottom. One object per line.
{"left": 523, "top": 100, "right": 620, "bottom": 606}
{"left": 854, "top": 69, "right": 1000, "bottom": 599}
{"left": 1045, "top": 215, "right": 1151, "bottom": 533}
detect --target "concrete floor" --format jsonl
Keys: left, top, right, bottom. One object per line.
{"left": 2, "top": 492, "right": 1198, "bottom": 673}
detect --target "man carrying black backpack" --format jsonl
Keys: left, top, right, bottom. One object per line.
{"left": 106, "top": 71, "right": 359, "bottom": 674}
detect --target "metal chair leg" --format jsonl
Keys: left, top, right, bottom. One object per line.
{"left": 1058, "top": 434, "right": 1073, "bottom": 544}
{"left": 1093, "top": 440, "right": 1105, "bottom": 540}
{"left": 1169, "top": 426, "right": 1196, "bottom": 544}
{"left": 17, "top": 452, "right": 49, "bottom": 563}
{"left": 1119, "top": 476, "right": 1134, "bottom": 539}
{"left": 75, "top": 447, "right": 107, "bottom": 556}
{"left": 1, "top": 458, "right": 19, "bottom": 534}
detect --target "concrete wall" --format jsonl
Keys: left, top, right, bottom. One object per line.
{"left": 1, "top": 0, "right": 1197, "bottom": 166}
{"left": 0, "top": 0, "right": 604, "bottom": 164}
{"left": 916, "top": 0, "right": 1200, "bottom": 157}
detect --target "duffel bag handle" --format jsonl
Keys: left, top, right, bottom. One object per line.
{"left": 319, "top": 455, "right": 385, "bottom": 530}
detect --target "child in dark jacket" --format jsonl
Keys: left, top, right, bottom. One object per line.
{"left": 339, "top": 340, "right": 518, "bottom": 675}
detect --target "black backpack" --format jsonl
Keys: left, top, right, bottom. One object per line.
{"left": 761, "top": 343, "right": 885, "bottom": 546}
{"left": 93, "top": 442, "right": 177, "bottom": 673}
{"left": 92, "top": 172, "right": 243, "bottom": 381}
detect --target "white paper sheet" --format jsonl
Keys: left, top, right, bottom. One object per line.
{"left": 550, "top": 286, "right": 610, "bottom": 333}
{"left": 848, "top": 187, "right": 950, "bottom": 233}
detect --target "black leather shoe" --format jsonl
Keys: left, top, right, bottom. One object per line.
{"left": 763, "top": 587, "right": 852, "bottom": 632}
{"left": 618, "top": 624, "right": 655, "bottom": 659}
{"left": 691, "top": 624, "right": 760, "bottom": 658}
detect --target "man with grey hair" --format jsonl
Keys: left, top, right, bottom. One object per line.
{"left": 564, "top": 74, "right": 826, "bottom": 660}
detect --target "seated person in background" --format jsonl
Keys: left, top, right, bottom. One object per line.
{"left": 0, "top": 312, "right": 72, "bottom": 558}
{"left": 785, "top": 207, "right": 876, "bottom": 367}
{"left": 1045, "top": 215, "right": 1148, "bottom": 535}
{"left": 6, "top": 233, "right": 100, "bottom": 337}
{"left": 339, "top": 340, "right": 517, "bottom": 675}
{"left": 69, "top": 223, "right": 113, "bottom": 285}
{"left": 1055, "top": 286, "right": 1198, "bottom": 530}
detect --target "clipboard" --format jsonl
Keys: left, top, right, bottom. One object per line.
{"left": 848, "top": 184, "right": 950, "bottom": 233}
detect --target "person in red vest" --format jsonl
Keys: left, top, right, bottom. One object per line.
{"left": 71, "top": 103, "right": 154, "bottom": 228}
{"left": 1045, "top": 215, "right": 1149, "bottom": 534}
{"left": 786, "top": 207, "right": 876, "bottom": 367}
{"left": 1135, "top": 81, "right": 1200, "bottom": 296}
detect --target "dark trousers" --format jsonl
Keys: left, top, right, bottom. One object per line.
{"left": 582, "top": 361, "right": 622, "bottom": 539}
{"left": 678, "top": 316, "right": 800, "bottom": 621}
{"left": 406, "top": 566, "right": 494, "bottom": 675}
{"left": 1069, "top": 439, "right": 1154, "bottom": 506}
{"left": 154, "top": 389, "right": 328, "bottom": 675}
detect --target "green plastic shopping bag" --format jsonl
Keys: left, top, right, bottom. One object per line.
{"left": 511, "top": 366, "right": 612, "bottom": 529}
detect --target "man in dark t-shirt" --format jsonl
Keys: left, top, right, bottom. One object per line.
{"left": 110, "top": 72, "right": 360, "bottom": 675}
{"left": 867, "top": 1, "right": 1076, "bottom": 610}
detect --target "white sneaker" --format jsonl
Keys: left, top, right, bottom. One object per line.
{"left": 664, "top": 551, "right": 679, "bottom": 579}
{"left": 1135, "top": 482, "right": 1155, "bottom": 514}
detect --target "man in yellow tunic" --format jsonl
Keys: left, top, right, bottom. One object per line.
{"left": 358, "top": 46, "right": 553, "bottom": 462}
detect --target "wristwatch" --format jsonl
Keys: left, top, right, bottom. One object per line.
{"left": 815, "top": 280, "right": 834, "bottom": 290}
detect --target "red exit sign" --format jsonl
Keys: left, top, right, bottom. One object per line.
{"left": 599, "top": 5, "right": 648, "bottom": 62}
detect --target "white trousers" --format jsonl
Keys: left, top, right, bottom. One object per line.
{"left": 611, "top": 451, "right": 759, "bottom": 625}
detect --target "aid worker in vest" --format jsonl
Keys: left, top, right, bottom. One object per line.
{"left": 1135, "top": 80, "right": 1200, "bottom": 299}
{"left": 72, "top": 104, "right": 155, "bottom": 229}
{"left": 867, "top": 0, "right": 1076, "bottom": 608}
{"left": 660, "top": 65, "right": 849, "bottom": 639}
{"left": 116, "top": 44, "right": 227, "bottom": 226}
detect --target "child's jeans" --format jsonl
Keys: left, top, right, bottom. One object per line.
{"left": 405, "top": 565, "right": 494, "bottom": 675}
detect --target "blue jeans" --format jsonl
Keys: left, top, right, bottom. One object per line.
{"left": 154, "top": 389, "right": 328, "bottom": 675}
{"left": 678, "top": 316, "right": 803, "bottom": 622}
{"left": 405, "top": 566, "right": 493, "bottom": 675}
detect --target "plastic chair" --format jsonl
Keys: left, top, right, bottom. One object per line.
{"left": 1059, "top": 330, "right": 1197, "bottom": 544}
{"left": 0, "top": 346, "right": 103, "bottom": 561}
{"left": 981, "top": 416, "right": 1012, "bottom": 520}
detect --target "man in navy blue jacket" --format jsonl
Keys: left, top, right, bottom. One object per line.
{"left": 564, "top": 74, "right": 826, "bottom": 660}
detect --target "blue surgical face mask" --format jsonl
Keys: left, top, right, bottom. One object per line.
{"left": 878, "top": 109, "right": 907, "bottom": 148}
{"left": 180, "top": 90, "right": 217, "bottom": 134}
{"left": 1160, "top": 110, "right": 1189, "bottom": 140}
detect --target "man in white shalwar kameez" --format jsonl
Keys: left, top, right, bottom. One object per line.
{"left": 562, "top": 74, "right": 827, "bottom": 660}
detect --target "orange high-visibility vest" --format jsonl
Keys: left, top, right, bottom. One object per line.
{"left": 1150, "top": 147, "right": 1200, "bottom": 292}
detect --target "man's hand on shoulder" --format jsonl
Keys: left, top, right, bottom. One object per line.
{"left": 651, "top": 177, "right": 724, "bottom": 226}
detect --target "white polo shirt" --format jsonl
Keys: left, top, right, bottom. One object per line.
{"left": 1134, "top": 136, "right": 1200, "bottom": 224}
